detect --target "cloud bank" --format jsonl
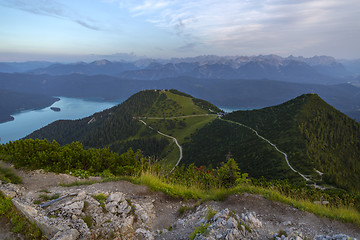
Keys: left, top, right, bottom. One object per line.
{"left": 123, "top": 0, "right": 360, "bottom": 56}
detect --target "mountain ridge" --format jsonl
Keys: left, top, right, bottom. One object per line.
{"left": 24, "top": 55, "right": 350, "bottom": 84}
{"left": 25, "top": 90, "right": 360, "bottom": 192}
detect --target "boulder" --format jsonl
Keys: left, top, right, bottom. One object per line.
{"left": 106, "top": 192, "right": 124, "bottom": 203}
{"left": 62, "top": 201, "right": 84, "bottom": 216}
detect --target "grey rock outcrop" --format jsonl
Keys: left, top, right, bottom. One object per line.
{"left": 0, "top": 183, "right": 156, "bottom": 240}
{"left": 1, "top": 180, "right": 359, "bottom": 240}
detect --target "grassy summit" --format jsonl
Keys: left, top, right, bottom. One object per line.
{"left": 26, "top": 89, "right": 220, "bottom": 163}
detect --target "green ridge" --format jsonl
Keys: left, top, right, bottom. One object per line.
{"left": 223, "top": 94, "right": 360, "bottom": 191}
{"left": 26, "top": 90, "right": 220, "bottom": 163}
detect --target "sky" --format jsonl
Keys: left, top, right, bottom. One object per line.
{"left": 0, "top": 0, "right": 359, "bottom": 62}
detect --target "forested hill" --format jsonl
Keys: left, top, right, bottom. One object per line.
{"left": 26, "top": 90, "right": 360, "bottom": 191}
{"left": 26, "top": 89, "right": 220, "bottom": 158}
{"left": 223, "top": 94, "right": 360, "bottom": 192}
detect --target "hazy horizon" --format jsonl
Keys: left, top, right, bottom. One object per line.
{"left": 1, "top": 0, "right": 360, "bottom": 62}
{"left": 0, "top": 53, "right": 359, "bottom": 64}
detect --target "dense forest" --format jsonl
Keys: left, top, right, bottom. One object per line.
{"left": 224, "top": 94, "right": 360, "bottom": 192}
{"left": 182, "top": 118, "right": 302, "bottom": 182}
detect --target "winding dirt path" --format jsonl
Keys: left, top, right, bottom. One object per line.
{"left": 135, "top": 114, "right": 216, "bottom": 170}
{"left": 220, "top": 119, "right": 312, "bottom": 182}
{"left": 138, "top": 119, "right": 183, "bottom": 170}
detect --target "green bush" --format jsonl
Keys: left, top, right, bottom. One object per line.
{"left": 0, "top": 139, "right": 145, "bottom": 177}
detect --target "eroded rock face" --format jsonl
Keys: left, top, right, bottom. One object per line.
{"left": 44, "top": 191, "right": 156, "bottom": 240}
{"left": 0, "top": 183, "right": 156, "bottom": 240}
{"left": 1, "top": 181, "right": 359, "bottom": 240}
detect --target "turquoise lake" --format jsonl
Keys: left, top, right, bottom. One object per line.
{"left": 0, "top": 97, "right": 122, "bottom": 144}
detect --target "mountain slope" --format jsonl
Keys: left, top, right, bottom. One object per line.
{"left": 223, "top": 94, "right": 360, "bottom": 191}
{"left": 181, "top": 118, "right": 301, "bottom": 182}
{"left": 182, "top": 94, "right": 360, "bottom": 190}
{"left": 26, "top": 90, "right": 220, "bottom": 161}
{"left": 26, "top": 90, "right": 161, "bottom": 146}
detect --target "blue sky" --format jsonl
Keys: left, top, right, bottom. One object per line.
{"left": 1, "top": 0, "right": 359, "bottom": 61}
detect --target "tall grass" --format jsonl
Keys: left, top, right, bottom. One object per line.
{"left": 131, "top": 171, "right": 360, "bottom": 227}
{"left": 0, "top": 165, "right": 22, "bottom": 184}
{"left": 0, "top": 193, "right": 44, "bottom": 239}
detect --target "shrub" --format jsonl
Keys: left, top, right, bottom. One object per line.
{"left": 189, "top": 223, "right": 210, "bottom": 240}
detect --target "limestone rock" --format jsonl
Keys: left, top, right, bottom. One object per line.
{"left": 225, "top": 228, "right": 241, "bottom": 240}
{"left": 0, "top": 183, "right": 21, "bottom": 198}
{"left": 241, "top": 212, "right": 262, "bottom": 228}
{"left": 136, "top": 228, "right": 154, "bottom": 240}
{"left": 11, "top": 198, "right": 38, "bottom": 218}
{"left": 106, "top": 192, "right": 124, "bottom": 203}
{"left": 62, "top": 201, "right": 84, "bottom": 216}
{"left": 117, "top": 200, "right": 131, "bottom": 215}
{"left": 51, "top": 229, "right": 79, "bottom": 240}
{"left": 226, "top": 217, "right": 237, "bottom": 229}
{"left": 213, "top": 208, "right": 229, "bottom": 220}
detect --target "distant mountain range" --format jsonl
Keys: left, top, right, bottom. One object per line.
{"left": 1, "top": 55, "right": 359, "bottom": 83}
{"left": 0, "top": 61, "right": 53, "bottom": 73}
{"left": 0, "top": 54, "right": 359, "bottom": 121}
{"left": 26, "top": 90, "right": 360, "bottom": 192}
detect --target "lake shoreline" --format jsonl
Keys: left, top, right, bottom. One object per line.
{"left": 0, "top": 97, "right": 122, "bottom": 144}
{"left": 0, "top": 97, "right": 60, "bottom": 124}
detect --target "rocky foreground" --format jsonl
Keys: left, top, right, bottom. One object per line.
{"left": 0, "top": 169, "right": 359, "bottom": 240}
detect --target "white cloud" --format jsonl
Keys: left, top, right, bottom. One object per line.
{"left": 120, "top": 0, "right": 359, "bottom": 56}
